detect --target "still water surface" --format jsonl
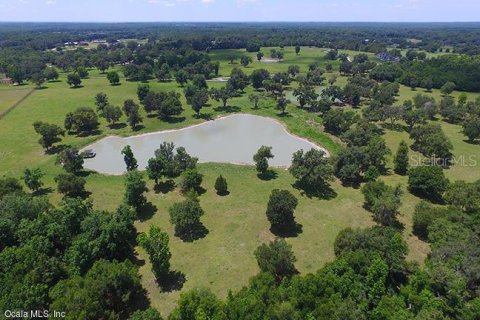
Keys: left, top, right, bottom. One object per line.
{"left": 82, "top": 114, "right": 326, "bottom": 175}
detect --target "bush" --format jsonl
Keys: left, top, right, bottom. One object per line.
{"left": 214, "top": 175, "right": 228, "bottom": 195}
{"left": 179, "top": 168, "right": 203, "bottom": 193}
{"left": 266, "top": 189, "right": 298, "bottom": 231}
{"left": 169, "top": 198, "right": 205, "bottom": 240}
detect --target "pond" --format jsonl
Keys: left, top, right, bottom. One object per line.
{"left": 82, "top": 114, "right": 327, "bottom": 175}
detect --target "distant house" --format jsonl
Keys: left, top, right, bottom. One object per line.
{"left": 0, "top": 77, "right": 13, "bottom": 85}
{"left": 377, "top": 52, "right": 400, "bottom": 62}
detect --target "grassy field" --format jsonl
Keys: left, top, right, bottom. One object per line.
{"left": 0, "top": 85, "right": 34, "bottom": 115}
{"left": 1, "top": 46, "right": 479, "bottom": 316}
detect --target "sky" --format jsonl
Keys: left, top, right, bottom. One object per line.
{"left": 0, "top": 0, "right": 479, "bottom": 22}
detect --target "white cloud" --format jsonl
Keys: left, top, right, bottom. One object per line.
{"left": 201, "top": 0, "right": 215, "bottom": 4}
{"left": 45, "top": 0, "right": 56, "bottom": 5}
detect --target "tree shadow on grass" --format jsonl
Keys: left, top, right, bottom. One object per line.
{"left": 46, "top": 144, "right": 69, "bottom": 155}
{"left": 130, "top": 286, "right": 151, "bottom": 313}
{"left": 292, "top": 181, "right": 337, "bottom": 200}
{"left": 132, "top": 124, "right": 145, "bottom": 132}
{"left": 213, "top": 105, "right": 241, "bottom": 113}
{"left": 408, "top": 189, "right": 445, "bottom": 205}
{"left": 108, "top": 122, "right": 127, "bottom": 130}
{"left": 159, "top": 270, "right": 186, "bottom": 292}
{"left": 257, "top": 170, "right": 278, "bottom": 181}
{"left": 380, "top": 123, "right": 407, "bottom": 132}
{"left": 77, "top": 129, "right": 102, "bottom": 137}
{"left": 77, "top": 170, "right": 96, "bottom": 178}
{"left": 176, "top": 223, "right": 209, "bottom": 242}
{"left": 137, "top": 202, "right": 158, "bottom": 222}
{"left": 197, "top": 113, "right": 213, "bottom": 121}
{"left": 154, "top": 180, "right": 176, "bottom": 194}
{"left": 270, "top": 222, "right": 303, "bottom": 238}
{"left": 463, "top": 139, "right": 480, "bottom": 145}
{"left": 164, "top": 116, "right": 186, "bottom": 124}
{"left": 216, "top": 190, "right": 230, "bottom": 196}
{"left": 277, "top": 112, "right": 292, "bottom": 118}
{"left": 33, "top": 187, "right": 53, "bottom": 196}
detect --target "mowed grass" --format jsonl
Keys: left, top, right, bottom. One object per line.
{"left": 83, "top": 163, "right": 374, "bottom": 315}
{"left": 0, "top": 85, "right": 33, "bottom": 115}
{"left": 1, "top": 46, "right": 480, "bottom": 315}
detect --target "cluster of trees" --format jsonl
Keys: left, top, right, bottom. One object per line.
{"left": 0, "top": 180, "right": 145, "bottom": 319}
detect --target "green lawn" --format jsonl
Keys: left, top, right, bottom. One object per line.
{"left": 0, "top": 85, "right": 33, "bottom": 115}
{"left": 1, "top": 46, "right": 479, "bottom": 316}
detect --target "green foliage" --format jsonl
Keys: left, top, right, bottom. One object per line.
{"left": 441, "top": 81, "right": 456, "bottom": 95}
{"left": 394, "top": 141, "right": 410, "bottom": 175}
{"left": 32, "top": 121, "right": 65, "bottom": 151}
{"left": 322, "top": 108, "right": 358, "bottom": 136}
{"left": 254, "top": 238, "right": 297, "bottom": 280}
{"left": 170, "top": 288, "right": 224, "bottom": 320}
{"left": 137, "top": 225, "right": 172, "bottom": 280}
{"left": 50, "top": 259, "right": 142, "bottom": 319}
{"left": 361, "top": 180, "right": 403, "bottom": 226}
{"left": 290, "top": 148, "right": 333, "bottom": 191}
{"left": 0, "top": 177, "right": 23, "bottom": 199}
{"left": 102, "top": 104, "right": 123, "bottom": 125}
{"left": 107, "top": 71, "right": 120, "bottom": 85}
{"left": 129, "top": 308, "right": 163, "bottom": 320}
{"left": 462, "top": 115, "right": 480, "bottom": 142}
{"left": 408, "top": 165, "right": 449, "bottom": 200}
{"left": 169, "top": 198, "right": 205, "bottom": 241}
{"left": 123, "top": 170, "right": 148, "bottom": 210}
{"left": 293, "top": 81, "right": 318, "bottom": 109}
{"left": 250, "top": 68, "right": 270, "bottom": 89}
{"left": 65, "top": 205, "right": 136, "bottom": 275}
{"left": 64, "top": 107, "right": 99, "bottom": 134}
{"left": 214, "top": 175, "right": 228, "bottom": 195}
{"left": 137, "top": 83, "right": 151, "bottom": 102}
{"left": 180, "top": 168, "right": 203, "bottom": 193}
{"left": 228, "top": 67, "right": 249, "bottom": 92}
{"left": 265, "top": 189, "right": 298, "bottom": 231}
{"left": 444, "top": 180, "right": 480, "bottom": 212}
{"left": 410, "top": 123, "right": 453, "bottom": 161}
{"left": 55, "top": 173, "right": 86, "bottom": 198}
{"left": 67, "top": 73, "right": 82, "bottom": 87}
{"left": 94, "top": 92, "right": 109, "bottom": 113}
{"left": 121, "top": 145, "right": 138, "bottom": 171}
{"left": 55, "top": 147, "right": 84, "bottom": 173}
{"left": 22, "top": 168, "right": 44, "bottom": 192}
{"left": 334, "top": 226, "right": 408, "bottom": 274}
{"left": 253, "top": 145, "right": 274, "bottom": 175}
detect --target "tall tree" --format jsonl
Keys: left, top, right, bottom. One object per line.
{"left": 124, "top": 170, "right": 148, "bottom": 210}
{"left": 22, "top": 168, "right": 44, "bottom": 193}
{"left": 266, "top": 189, "right": 298, "bottom": 231}
{"left": 121, "top": 145, "right": 138, "bottom": 171}
{"left": 254, "top": 238, "right": 297, "bottom": 281}
{"left": 137, "top": 225, "right": 172, "bottom": 280}
{"left": 169, "top": 198, "right": 205, "bottom": 240}
{"left": 394, "top": 141, "right": 409, "bottom": 175}
{"left": 32, "top": 121, "right": 65, "bottom": 151}
{"left": 253, "top": 146, "right": 274, "bottom": 176}
{"left": 56, "top": 148, "right": 84, "bottom": 174}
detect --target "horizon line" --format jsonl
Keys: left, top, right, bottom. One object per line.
{"left": 1, "top": 20, "right": 480, "bottom": 24}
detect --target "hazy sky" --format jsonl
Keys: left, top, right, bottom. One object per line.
{"left": 0, "top": 0, "right": 478, "bottom": 22}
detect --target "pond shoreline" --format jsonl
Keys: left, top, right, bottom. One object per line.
{"left": 81, "top": 113, "right": 330, "bottom": 176}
